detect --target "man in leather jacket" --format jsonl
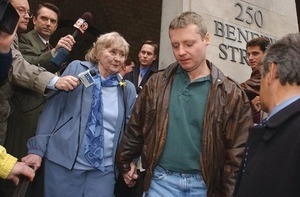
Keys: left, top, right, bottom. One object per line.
{"left": 240, "top": 37, "right": 270, "bottom": 123}
{"left": 116, "top": 11, "right": 253, "bottom": 197}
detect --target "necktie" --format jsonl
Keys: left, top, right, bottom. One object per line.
{"left": 45, "top": 42, "right": 51, "bottom": 51}
{"left": 84, "top": 74, "right": 119, "bottom": 171}
{"left": 138, "top": 72, "right": 143, "bottom": 86}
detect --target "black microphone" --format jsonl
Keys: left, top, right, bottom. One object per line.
{"left": 50, "top": 12, "right": 93, "bottom": 67}
{"left": 78, "top": 69, "right": 97, "bottom": 88}
{"left": 72, "top": 12, "right": 92, "bottom": 38}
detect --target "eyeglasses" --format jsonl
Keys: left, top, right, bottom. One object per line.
{"left": 16, "top": 7, "right": 33, "bottom": 18}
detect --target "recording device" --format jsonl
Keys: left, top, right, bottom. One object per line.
{"left": 78, "top": 69, "right": 96, "bottom": 88}
{"left": 0, "top": 0, "right": 19, "bottom": 35}
{"left": 50, "top": 12, "right": 93, "bottom": 67}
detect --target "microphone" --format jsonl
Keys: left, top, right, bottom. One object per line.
{"left": 72, "top": 12, "right": 92, "bottom": 38}
{"left": 78, "top": 69, "right": 96, "bottom": 88}
{"left": 50, "top": 12, "right": 93, "bottom": 68}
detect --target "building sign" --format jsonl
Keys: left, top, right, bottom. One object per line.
{"left": 213, "top": 2, "right": 276, "bottom": 66}
{"left": 159, "top": 0, "right": 298, "bottom": 82}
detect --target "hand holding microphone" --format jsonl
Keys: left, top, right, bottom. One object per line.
{"left": 54, "top": 75, "right": 80, "bottom": 91}
{"left": 51, "top": 12, "right": 93, "bottom": 67}
{"left": 53, "top": 34, "right": 75, "bottom": 53}
{"left": 54, "top": 69, "right": 96, "bottom": 91}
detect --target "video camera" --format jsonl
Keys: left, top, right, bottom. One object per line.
{"left": 0, "top": 0, "right": 19, "bottom": 35}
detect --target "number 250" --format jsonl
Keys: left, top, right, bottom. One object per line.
{"left": 235, "top": 2, "right": 263, "bottom": 28}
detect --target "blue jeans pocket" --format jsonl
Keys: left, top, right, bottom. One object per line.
{"left": 152, "top": 166, "right": 167, "bottom": 181}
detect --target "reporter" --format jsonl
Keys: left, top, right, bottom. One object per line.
{"left": 1, "top": 0, "right": 79, "bottom": 146}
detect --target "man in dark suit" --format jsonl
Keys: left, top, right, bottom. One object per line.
{"left": 124, "top": 40, "right": 158, "bottom": 94}
{"left": 234, "top": 33, "right": 300, "bottom": 197}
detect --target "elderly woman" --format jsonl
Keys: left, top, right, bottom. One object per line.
{"left": 22, "top": 32, "right": 136, "bottom": 197}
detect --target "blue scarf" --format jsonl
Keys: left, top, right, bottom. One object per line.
{"left": 84, "top": 73, "right": 119, "bottom": 171}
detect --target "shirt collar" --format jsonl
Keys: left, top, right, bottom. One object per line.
{"left": 36, "top": 32, "right": 49, "bottom": 45}
{"left": 268, "top": 95, "right": 300, "bottom": 119}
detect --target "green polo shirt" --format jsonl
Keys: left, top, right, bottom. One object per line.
{"left": 158, "top": 66, "right": 211, "bottom": 173}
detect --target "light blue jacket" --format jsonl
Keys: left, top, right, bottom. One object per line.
{"left": 27, "top": 60, "right": 136, "bottom": 170}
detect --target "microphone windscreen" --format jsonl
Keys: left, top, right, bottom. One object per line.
{"left": 81, "top": 12, "right": 93, "bottom": 24}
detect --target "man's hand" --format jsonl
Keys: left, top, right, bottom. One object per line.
{"left": 7, "top": 162, "right": 35, "bottom": 185}
{"left": 251, "top": 96, "right": 261, "bottom": 114}
{"left": 55, "top": 75, "right": 80, "bottom": 91}
{"left": 122, "top": 161, "right": 139, "bottom": 187}
{"left": 21, "top": 154, "right": 42, "bottom": 172}
{"left": 54, "top": 34, "right": 76, "bottom": 52}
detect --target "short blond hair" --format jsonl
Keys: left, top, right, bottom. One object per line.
{"left": 85, "top": 32, "right": 129, "bottom": 64}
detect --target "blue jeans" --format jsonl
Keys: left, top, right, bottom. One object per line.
{"left": 143, "top": 165, "right": 207, "bottom": 197}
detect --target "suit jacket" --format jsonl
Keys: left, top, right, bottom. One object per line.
{"left": 235, "top": 98, "right": 300, "bottom": 197}
{"left": 18, "top": 30, "right": 59, "bottom": 73}
{"left": 124, "top": 61, "right": 158, "bottom": 94}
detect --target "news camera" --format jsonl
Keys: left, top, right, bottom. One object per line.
{"left": 0, "top": 0, "right": 19, "bottom": 35}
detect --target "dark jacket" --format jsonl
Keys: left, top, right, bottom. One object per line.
{"left": 235, "top": 98, "right": 300, "bottom": 197}
{"left": 124, "top": 61, "right": 158, "bottom": 94}
{"left": 116, "top": 60, "right": 253, "bottom": 197}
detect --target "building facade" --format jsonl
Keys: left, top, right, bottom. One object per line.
{"left": 28, "top": 0, "right": 299, "bottom": 82}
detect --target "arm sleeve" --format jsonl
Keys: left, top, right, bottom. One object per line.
{"left": 222, "top": 85, "right": 253, "bottom": 196}
{"left": 26, "top": 61, "right": 78, "bottom": 156}
{"left": 240, "top": 68, "right": 261, "bottom": 101}
{"left": 9, "top": 45, "right": 56, "bottom": 94}
{"left": 0, "top": 145, "right": 17, "bottom": 179}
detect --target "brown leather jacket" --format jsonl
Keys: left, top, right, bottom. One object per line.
{"left": 240, "top": 66, "right": 262, "bottom": 101}
{"left": 116, "top": 60, "right": 253, "bottom": 197}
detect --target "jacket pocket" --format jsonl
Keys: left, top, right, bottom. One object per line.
{"left": 51, "top": 116, "right": 73, "bottom": 134}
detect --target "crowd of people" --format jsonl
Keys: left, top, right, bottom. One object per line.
{"left": 1, "top": 0, "right": 300, "bottom": 197}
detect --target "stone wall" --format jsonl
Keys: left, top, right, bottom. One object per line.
{"left": 160, "top": 0, "right": 299, "bottom": 82}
